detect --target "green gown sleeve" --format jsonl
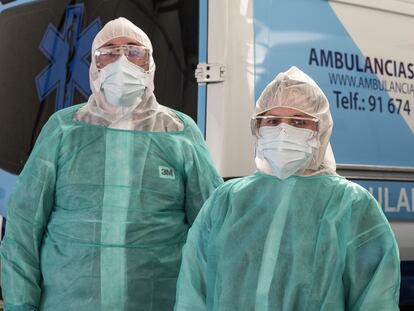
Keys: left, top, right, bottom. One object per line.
{"left": 343, "top": 190, "right": 400, "bottom": 311}
{"left": 174, "top": 189, "right": 221, "bottom": 311}
{"left": 183, "top": 119, "right": 223, "bottom": 224}
{"left": 1, "top": 114, "right": 62, "bottom": 311}
{"left": 174, "top": 178, "right": 231, "bottom": 311}
{"left": 175, "top": 183, "right": 230, "bottom": 311}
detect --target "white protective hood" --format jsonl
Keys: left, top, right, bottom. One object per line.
{"left": 254, "top": 66, "right": 337, "bottom": 176}
{"left": 74, "top": 17, "right": 183, "bottom": 131}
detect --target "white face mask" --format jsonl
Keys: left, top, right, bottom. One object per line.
{"left": 255, "top": 123, "right": 319, "bottom": 179}
{"left": 99, "top": 55, "right": 150, "bottom": 107}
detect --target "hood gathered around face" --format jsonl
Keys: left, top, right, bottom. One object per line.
{"left": 74, "top": 17, "right": 183, "bottom": 132}
{"left": 254, "top": 66, "right": 336, "bottom": 176}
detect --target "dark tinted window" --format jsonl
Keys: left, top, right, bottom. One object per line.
{"left": 0, "top": 0, "right": 199, "bottom": 174}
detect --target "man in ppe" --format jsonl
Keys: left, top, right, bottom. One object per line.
{"left": 1, "top": 17, "right": 223, "bottom": 311}
{"left": 174, "top": 66, "right": 400, "bottom": 310}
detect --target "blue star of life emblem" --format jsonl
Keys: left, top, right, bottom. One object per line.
{"left": 35, "top": 4, "right": 101, "bottom": 111}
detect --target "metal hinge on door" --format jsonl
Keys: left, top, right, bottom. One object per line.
{"left": 195, "top": 63, "right": 226, "bottom": 83}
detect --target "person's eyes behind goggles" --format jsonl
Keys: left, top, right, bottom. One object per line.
{"left": 95, "top": 45, "right": 150, "bottom": 71}
{"left": 251, "top": 116, "right": 319, "bottom": 135}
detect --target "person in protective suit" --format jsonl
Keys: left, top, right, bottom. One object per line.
{"left": 1, "top": 17, "right": 223, "bottom": 311}
{"left": 174, "top": 66, "right": 400, "bottom": 311}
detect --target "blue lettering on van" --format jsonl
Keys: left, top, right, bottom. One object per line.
{"left": 309, "top": 48, "right": 414, "bottom": 79}
{"left": 355, "top": 180, "right": 414, "bottom": 220}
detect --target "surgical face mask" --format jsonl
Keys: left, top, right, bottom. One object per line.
{"left": 255, "top": 123, "right": 319, "bottom": 179}
{"left": 99, "top": 55, "right": 150, "bottom": 107}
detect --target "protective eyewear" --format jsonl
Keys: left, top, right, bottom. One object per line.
{"left": 251, "top": 115, "right": 319, "bottom": 135}
{"left": 95, "top": 44, "right": 150, "bottom": 70}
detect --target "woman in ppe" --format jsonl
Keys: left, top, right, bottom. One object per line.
{"left": 1, "top": 17, "right": 223, "bottom": 311}
{"left": 174, "top": 66, "right": 400, "bottom": 311}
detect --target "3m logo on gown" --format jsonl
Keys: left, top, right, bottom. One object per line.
{"left": 159, "top": 166, "right": 175, "bottom": 180}
{"left": 35, "top": 3, "right": 101, "bottom": 111}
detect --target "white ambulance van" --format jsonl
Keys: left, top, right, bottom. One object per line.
{"left": 197, "top": 0, "right": 414, "bottom": 307}
{"left": 0, "top": 0, "right": 413, "bottom": 307}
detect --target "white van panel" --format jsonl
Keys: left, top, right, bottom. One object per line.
{"left": 205, "top": 0, "right": 414, "bottom": 260}
{"left": 205, "top": 0, "right": 255, "bottom": 177}
{"left": 329, "top": 0, "right": 414, "bottom": 134}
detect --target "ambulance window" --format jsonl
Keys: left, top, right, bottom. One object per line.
{"left": 0, "top": 1, "right": 200, "bottom": 174}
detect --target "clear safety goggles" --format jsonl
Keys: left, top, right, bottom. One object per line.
{"left": 251, "top": 115, "right": 319, "bottom": 136}
{"left": 95, "top": 44, "right": 150, "bottom": 70}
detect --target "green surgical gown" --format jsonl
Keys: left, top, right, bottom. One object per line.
{"left": 1, "top": 104, "right": 223, "bottom": 311}
{"left": 175, "top": 172, "right": 400, "bottom": 311}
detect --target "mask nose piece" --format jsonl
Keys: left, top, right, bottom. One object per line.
{"left": 280, "top": 126, "right": 288, "bottom": 137}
